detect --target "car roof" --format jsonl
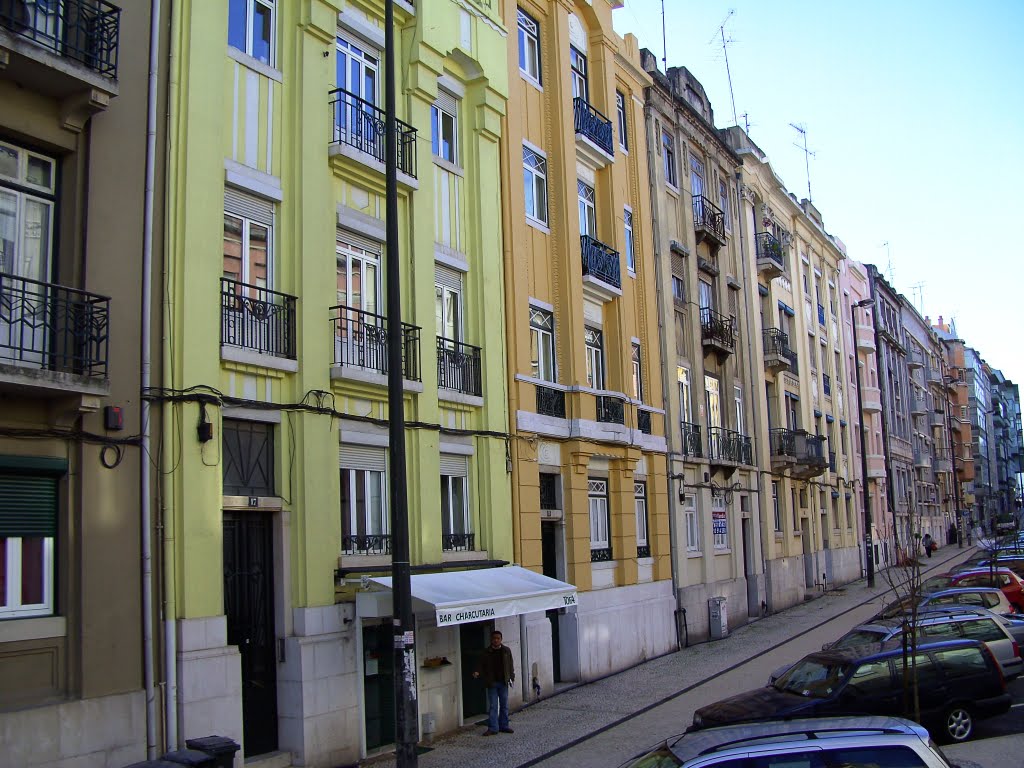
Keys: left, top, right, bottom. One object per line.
{"left": 666, "top": 716, "right": 930, "bottom": 763}
{"left": 926, "top": 586, "right": 1003, "bottom": 597}
{"left": 811, "top": 637, "right": 983, "bottom": 664}
{"left": 855, "top": 606, "right": 1000, "bottom": 632}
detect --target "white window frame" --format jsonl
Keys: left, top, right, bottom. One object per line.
{"left": 523, "top": 145, "right": 549, "bottom": 226}
{"left": 441, "top": 470, "right": 471, "bottom": 537}
{"left": 585, "top": 326, "right": 604, "bottom": 390}
{"left": 529, "top": 306, "right": 555, "bottom": 383}
{"left": 634, "top": 482, "right": 648, "bottom": 551}
{"left": 689, "top": 153, "right": 705, "bottom": 198}
{"left": 623, "top": 207, "right": 635, "bottom": 272}
{"left": 684, "top": 493, "right": 699, "bottom": 552}
{"left": 616, "top": 90, "right": 629, "bottom": 150}
{"left": 718, "top": 177, "right": 730, "bottom": 229}
{"left": 588, "top": 478, "right": 610, "bottom": 552}
{"left": 733, "top": 384, "right": 744, "bottom": 434}
{"left": 0, "top": 536, "right": 55, "bottom": 618}
{"left": 662, "top": 130, "right": 678, "bottom": 188}
{"left": 517, "top": 8, "right": 541, "bottom": 85}
{"left": 340, "top": 466, "right": 388, "bottom": 541}
{"left": 570, "top": 46, "right": 588, "bottom": 101}
{"left": 431, "top": 101, "right": 458, "bottom": 165}
{"left": 577, "top": 180, "right": 596, "bottom": 238}
{"left": 228, "top": 0, "right": 276, "bottom": 67}
{"left": 671, "top": 274, "right": 685, "bottom": 305}
{"left": 223, "top": 208, "right": 273, "bottom": 290}
{"left": 678, "top": 366, "right": 692, "bottom": 422}
{"left": 712, "top": 495, "right": 728, "bottom": 550}
{"left": 632, "top": 342, "right": 643, "bottom": 402}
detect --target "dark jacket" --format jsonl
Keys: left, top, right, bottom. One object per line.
{"left": 476, "top": 644, "right": 515, "bottom": 687}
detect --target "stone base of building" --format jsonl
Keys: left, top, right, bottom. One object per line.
{"left": 0, "top": 688, "right": 145, "bottom": 768}
{"left": 677, "top": 575, "right": 762, "bottom": 643}
{"left": 824, "top": 544, "right": 863, "bottom": 588}
{"left": 764, "top": 555, "right": 813, "bottom": 613}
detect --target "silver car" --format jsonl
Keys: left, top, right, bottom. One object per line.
{"left": 873, "top": 586, "right": 1015, "bottom": 620}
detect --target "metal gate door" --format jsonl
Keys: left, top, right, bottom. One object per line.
{"left": 223, "top": 512, "right": 278, "bottom": 756}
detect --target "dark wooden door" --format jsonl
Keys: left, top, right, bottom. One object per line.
{"left": 541, "top": 521, "right": 562, "bottom": 682}
{"left": 223, "top": 512, "right": 278, "bottom": 756}
{"left": 362, "top": 623, "right": 395, "bottom": 750}
{"left": 460, "top": 621, "right": 492, "bottom": 719}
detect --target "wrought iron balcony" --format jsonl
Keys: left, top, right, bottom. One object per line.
{"left": 342, "top": 534, "right": 391, "bottom": 556}
{"left": 770, "top": 428, "right": 827, "bottom": 478}
{"left": 700, "top": 307, "right": 735, "bottom": 356}
{"left": 681, "top": 421, "right": 703, "bottom": 458}
{"left": 221, "top": 278, "right": 297, "bottom": 360}
{"left": 0, "top": 271, "right": 109, "bottom": 381}
{"left": 692, "top": 195, "right": 726, "bottom": 247}
{"left": 637, "top": 409, "right": 652, "bottom": 435}
{"left": 436, "top": 336, "right": 482, "bottom": 397}
{"left": 823, "top": 373, "right": 832, "bottom": 397}
{"left": 708, "top": 427, "right": 752, "bottom": 465}
{"left": 536, "top": 384, "right": 565, "bottom": 418}
{"left": 329, "top": 87, "right": 417, "bottom": 178}
{"left": 590, "top": 546, "right": 613, "bottom": 563}
{"left": 442, "top": 533, "right": 475, "bottom": 552}
{"left": 596, "top": 394, "right": 625, "bottom": 425}
{"left": 755, "top": 231, "right": 785, "bottom": 276}
{"left": 572, "top": 97, "right": 614, "bottom": 157}
{"left": 580, "top": 235, "right": 621, "bottom": 290}
{"left": 0, "top": 0, "right": 121, "bottom": 78}
{"left": 762, "top": 328, "right": 793, "bottom": 373}
{"left": 331, "top": 304, "right": 421, "bottom": 381}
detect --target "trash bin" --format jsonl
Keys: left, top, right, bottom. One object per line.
{"left": 184, "top": 736, "right": 240, "bottom": 768}
{"left": 709, "top": 596, "right": 728, "bottom": 640}
{"left": 162, "top": 749, "right": 217, "bottom": 767}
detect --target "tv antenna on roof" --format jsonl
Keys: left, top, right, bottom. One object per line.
{"left": 910, "top": 282, "right": 926, "bottom": 314}
{"left": 709, "top": 10, "right": 739, "bottom": 126}
{"left": 660, "top": 0, "right": 668, "bottom": 72}
{"left": 790, "top": 123, "right": 815, "bottom": 202}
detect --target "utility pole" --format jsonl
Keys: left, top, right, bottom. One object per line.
{"left": 384, "top": 1, "right": 418, "bottom": 764}
{"left": 853, "top": 298, "right": 875, "bottom": 587}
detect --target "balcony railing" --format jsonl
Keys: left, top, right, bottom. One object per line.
{"left": 771, "top": 428, "right": 827, "bottom": 465}
{"left": 783, "top": 347, "right": 799, "bottom": 373}
{"left": 536, "top": 384, "right": 566, "bottom": 418}
{"left": 906, "top": 348, "right": 924, "bottom": 368}
{"left": 0, "top": 0, "right": 121, "bottom": 78}
{"left": 637, "top": 544, "right": 651, "bottom": 558}
{"left": 637, "top": 410, "right": 652, "bottom": 434}
{"left": 681, "top": 421, "right": 703, "bottom": 458}
{"left": 580, "top": 235, "right": 621, "bottom": 289}
{"left": 329, "top": 87, "right": 417, "bottom": 178}
{"left": 573, "top": 97, "right": 614, "bottom": 156}
{"left": 754, "top": 231, "right": 785, "bottom": 271}
{"left": 442, "top": 533, "right": 475, "bottom": 552}
{"left": 436, "top": 337, "right": 482, "bottom": 396}
{"left": 692, "top": 195, "right": 726, "bottom": 245}
{"left": 331, "top": 304, "right": 421, "bottom": 381}
{"left": 700, "top": 307, "right": 735, "bottom": 352}
{"left": 926, "top": 366, "right": 943, "bottom": 385}
{"left": 342, "top": 534, "right": 390, "bottom": 555}
{"left": 596, "top": 395, "right": 625, "bottom": 425}
{"left": 823, "top": 373, "right": 832, "bottom": 397}
{"left": 590, "top": 546, "right": 613, "bottom": 562}
{"left": 770, "top": 429, "right": 793, "bottom": 459}
{"left": 763, "top": 327, "right": 791, "bottom": 357}
{"left": 0, "top": 272, "right": 110, "bottom": 377}
{"left": 708, "top": 427, "right": 752, "bottom": 465}
{"left": 221, "top": 278, "right": 297, "bottom": 359}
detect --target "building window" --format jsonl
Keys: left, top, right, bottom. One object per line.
{"left": 577, "top": 180, "right": 596, "bottom": 238}
{"left": 718, "top": 178, "right": 729, "bottom": 227}
{"left": 441, "top": 455, "right": 471, "bottom": 550}
{"left": 0, "top": 141, "right": 56, "bottom": 294}
{"left": 0, "top": 467, "right": 60, "bottom": 619}
{"left": 584, "top": 326, "right": 604, "bottom": 390}
{"left": 678, "top": 366, "right": 692, "bottom": 422}
{"left": 623, "top": 207, "right": 635, "bottom": 272}
{"left": 671, "top": 274, "right": 685, "bottom": 305}
{"left": 517, "top": 8, "right": 541, "bottom": 84}
{"left": 222, "top": 419, "right": 275, "bottom": 496}
{"left": 223, "top": 200, "right": 272, "bottom": 290}
{"left": 635, "top": 482, "right": 649, "bottom": 557}
{"left": 523, "top": 146, "right": 549, "bottom": 226}
{"left": 662, "top": 131, "right": 677, "bottom": 187}
{"left": 772, "top": 481, "right": 781, "bottom": 531}
{"left": 684, "top": 493, "right": 699, "bottom": 551}
{"left": 689, "top": 154, "right": 705, "bottom": 197}
{"left": 632, "top": 343, "right": 643, "bottom": 402}
{"left": 228, "top": 0, "right": 275, "bottom": 66}
{"left": 431, "top": 99, "right": 458, "bottom": 164}
{"left": 333, "top": 35, "right": 379, "bottom": 144}
{"left": 791, "top": 488, "right": 798, "bottom": 530}
{"left": 529, "top": 306, "right": 555, "bottom": 382}
{"left": 588, "top": 478, "right": 610, "bottom": 559}
{"left": 570, "top": 46, "right": 588, "bottom": 100}
{"left": 733, "top": 385, "right": 744, "bottom": 434}
{"left": 539, "top": 473, "right": 559, "bottom": 511}
{"left": 340, "top": 458, "right": 388, "bottom": 553}
{"left": 616, "top": 90, "right": 629, "bottom": 150}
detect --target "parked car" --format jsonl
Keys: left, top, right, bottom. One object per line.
{"left": 872, "top": 587, "right": 1015, "bottom": 620}
{"left": 970, "top": 556, "right": 1024, "bottom": 579}
{"left": 923, "top": 569, "right": 1024, "bottom": 611}
{"left": 692, "top": 639, "right": 1010, "bottom": 743}
{"left": 827, "top": 606, "right": 1022, "bottom": 678}
{"left": 623, "top": 716, "right": 958, "bottom": 768}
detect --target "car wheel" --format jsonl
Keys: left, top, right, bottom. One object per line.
{"left": 943, "top": 704, "right": 974, "bottom": 743}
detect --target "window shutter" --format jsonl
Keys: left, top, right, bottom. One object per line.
{"left": 338, "top": 229, "right": 382, "bottom": 255}
{"left": 434, "top": 89, "right": 458, "bottom": 116}
{"left": 225, "top": 188, "right": 274, "bottom": 226}
{"left": 434, "top": 264, "right": 463, "bottom": 292}
{"left": 671, "top": 252, "right": 686, "bottom": 279}
{"left": 339, "top": 444, "right": 387, "bottom": 473}
{"left": 439, "top": 454, "right": 468, "bottom": 477}
{"left": 0, "top": 473, "right": 59, "bottom": 537}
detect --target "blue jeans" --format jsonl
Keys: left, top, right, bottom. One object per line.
{"left": 486, "top": 682, "right": 509, "bottom": 731}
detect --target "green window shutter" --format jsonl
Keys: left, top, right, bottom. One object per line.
{"left": 0, "top": 473, "right": 59, "bottom": 538}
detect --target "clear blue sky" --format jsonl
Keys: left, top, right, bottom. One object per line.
{"left": 614, "top": 0, "right": 1024, "bottom": 387}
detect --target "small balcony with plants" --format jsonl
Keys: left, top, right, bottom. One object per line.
{"left": 754, "top": 231, "right": 785, "bottom": 278}
{"left": 762, "top": 328, "right": 793, "bottom": 373}
{"left": 700, "top": 307, "right": 735, "bottom": 359}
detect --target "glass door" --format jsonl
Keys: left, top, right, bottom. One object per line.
{"left": 336, "top": 241, "right": 381, "bottom": 369}
{"left": 336, "top": 36, "right": 379, "bottom": 147}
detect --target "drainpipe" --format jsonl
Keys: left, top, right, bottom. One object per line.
{"left": 141, "top": 0, "right": 162, "bottom": 757}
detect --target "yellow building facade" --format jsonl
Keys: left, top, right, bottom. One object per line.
{"left": 500, "top": 0, "right": 675, "bottom": 690}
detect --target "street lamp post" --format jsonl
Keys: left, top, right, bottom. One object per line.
{"left": 852, "top": 298, "right": 875, "bottom": 587}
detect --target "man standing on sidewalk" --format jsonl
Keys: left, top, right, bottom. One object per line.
{"left": 473, "top": 630, "right": 515, "bottom": 735}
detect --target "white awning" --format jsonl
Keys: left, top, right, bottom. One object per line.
{"left": 359, "top": 566, "right": 578, "bottom": 627}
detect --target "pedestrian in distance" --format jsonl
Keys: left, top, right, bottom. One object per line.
{"left": 473, "top": 630, "right": 515, "bottom": 736}
{"left": 922, "top": 532, "right": 933, "bottom": 558}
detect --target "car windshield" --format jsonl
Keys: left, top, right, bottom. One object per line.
{"left": 773, "top": 658, "right": 850, "bottom": 698}
{"left": 627, "top": 747, "right": 681, "bottom": 767}
{"left": 922, "top": 575, "right": 955, "bottom": 593}
{"left": 876, "top": 598, "right": 913, "bottom": 620}
{"left": 832, "top": 629, "right": 887, "bottom": 649}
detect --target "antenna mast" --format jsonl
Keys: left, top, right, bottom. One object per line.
{"left": 710, "top": 11, "right": 739, "bottom": 126}
{"left": 790, "top": 123, "right": 815, "bottom": 202}
{"left": 661, "top": 0, "right": 668, "bottom": 72}
{"left": 910, "top": 282, "right": 926, "bottom": 314}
